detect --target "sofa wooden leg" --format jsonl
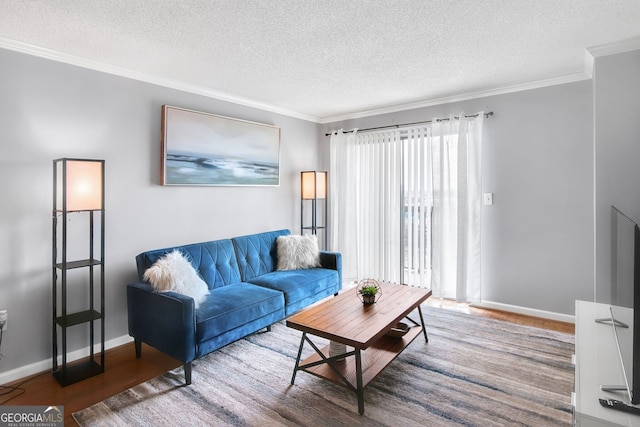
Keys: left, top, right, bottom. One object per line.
{"left": 184, "top": 362, "right": 192, "bottom": 385}
{"left": 266, "top": 325, "right": 272, "bottom": 332}
{"left": 134, "top": 339, "right": 142, "bottom": 358}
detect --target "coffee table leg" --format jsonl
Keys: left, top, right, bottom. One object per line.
{"left": 355, "top": 348, "right": 364, "bottom": 415}
{"left": 291, "top": 332, "right": 306, "bottom": 385}
{"left": 418, "top": 305, "right": 429, "bottom": 343}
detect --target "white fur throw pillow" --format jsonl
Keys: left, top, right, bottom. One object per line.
{"left": 143, "top": 250, "right": 209, "bottom": 308}
{"left": 277, "top": 235, "right": 321, "bottom": 270}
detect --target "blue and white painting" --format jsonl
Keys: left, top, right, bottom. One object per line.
{"left": 162, "top": 106, "right": 280, "bottom": 186}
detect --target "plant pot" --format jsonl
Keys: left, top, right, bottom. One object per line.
{"left": 356, "top": 279, "right": 382, "bottom": 304}
{"left": 362, "top": 294, "right": 376, "bottom": 304}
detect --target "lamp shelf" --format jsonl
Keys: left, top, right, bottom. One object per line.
{"left": 54, "top": 208, "right": 100, "bottom": 214}
{"left": 55, "top": 309, "right": 102, "bottom": 328}
{"left": 52, "top": 158, "right": 105, "bottom": 387}
{"left": 55, "top": 259, "right": 101, "bottom": 270}
{"left": 53, "top": 359, "right": 103, "bottom": 387}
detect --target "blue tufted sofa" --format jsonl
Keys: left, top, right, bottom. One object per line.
{"left": 127, "top": 229, "right": 342, "bottom": 384}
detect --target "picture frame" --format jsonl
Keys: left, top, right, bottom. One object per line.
{"left": 161, "top": 105, "right": 281, "bottom": 186}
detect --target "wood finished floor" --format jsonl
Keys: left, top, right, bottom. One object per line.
{"left": 0, "top": 299, "right": 574, "bottom": 426}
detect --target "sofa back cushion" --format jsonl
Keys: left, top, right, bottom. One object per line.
{"left": 232, "top": 229, "right": 291, "bottom": 281}
{"left": 136, "top": 239, "right": 241, "bottom": 290}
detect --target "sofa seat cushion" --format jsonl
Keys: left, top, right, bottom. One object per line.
{"left": 247, "top": 268, "right": 339, "bottom": 308}
{"left": 195, "top": 283, "right": 284, "bottom": 343}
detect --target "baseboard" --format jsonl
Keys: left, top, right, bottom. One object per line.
{"left": 471, "top": 300, "right": 575, "bottom": 324}
{"left": 0, "top": 334, "right": 133, "bottom": 385}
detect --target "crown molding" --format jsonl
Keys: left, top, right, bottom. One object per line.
{"left": 587, "top": 36, "right": 640, "bottom": 58}
{"left": 0, "top": 36, "right": 322, "bottom": 123}
{"left": 325, "top": 38, "right": 640, "bottom": 123}
{"left": 583, "top": 37, "right": 640, "bottom": 80}
{"left": 4, "top": 35, "right": 638, "bottom": 126}
{"left": 319, "top": 72, "right": 591, "bottom": 123}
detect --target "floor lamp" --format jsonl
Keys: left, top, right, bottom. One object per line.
{"left": 300, "top": 171, "right": 327, "bottom": 249}
{"left": 52, "top": 158, "right": 105, "bottom": 386}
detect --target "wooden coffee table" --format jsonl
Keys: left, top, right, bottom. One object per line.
{"left": 286, "top": 281, "right": 432, "bottom": 415}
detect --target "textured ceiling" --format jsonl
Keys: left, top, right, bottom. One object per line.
{"left": 1, "top": 0, "right": 640, "bottom": 122}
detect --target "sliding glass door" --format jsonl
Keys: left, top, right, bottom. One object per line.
{"left": 349, "top": 128, "right": 434, "bottom": 289}
{"left": 401, "top": 128, "right": 434, "bottom": 289}
{"left": 330, "top": 112, "right": 484, "bottom": 300}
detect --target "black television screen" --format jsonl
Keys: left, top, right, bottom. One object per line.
{"left": 611, "top": 206, "right": 636, "bottom": 308}
{"left": 607, "top": 206, "right": 640, "bottom": 405}
{"left": 634, "top": 223, "right": 640, "bottom": 405}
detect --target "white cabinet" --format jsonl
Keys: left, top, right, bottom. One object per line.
{"left": 574, "top": 300, "right": 640, "bottom": 426}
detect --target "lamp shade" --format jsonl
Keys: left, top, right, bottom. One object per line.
{"left": 301, "top": 171, "right": 327, "bottom": 200}
{"left": 65, "top": 160, "right": 103, "bottom": 211}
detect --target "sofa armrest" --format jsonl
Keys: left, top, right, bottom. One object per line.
{"left": 319, "top": 251, "right": 342, "bottom": 286}
{"left": 127, "top": 282, "right": 197, "bottom": 364}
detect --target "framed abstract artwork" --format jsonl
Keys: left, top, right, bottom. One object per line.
{"left": 161, "top": 105, "right": 280, "bottom": 186}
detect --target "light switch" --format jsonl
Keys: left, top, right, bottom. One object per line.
{"left": 483, "top": 193, "right": 493, "bottom": 205}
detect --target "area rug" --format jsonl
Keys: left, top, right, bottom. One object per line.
{"left": 73, "top": 306, "right": 574, "bottom": 426}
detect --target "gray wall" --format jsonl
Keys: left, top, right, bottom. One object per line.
{"left": 594, "top": 49, "right": 640, "bottom": 303}
{"left": 321, "top": 80, "right": 595, "bottom": 316}
{"left": 0, "top": 48, "right": 320, "bottom": 377}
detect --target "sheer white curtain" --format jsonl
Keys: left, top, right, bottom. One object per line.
{"left": 329, "top": 129, "right": 358, "bottom": 280}
{"left": 430, "top": 113, "right": 484, "bottom": 302}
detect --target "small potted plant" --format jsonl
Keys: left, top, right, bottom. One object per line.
{"left": 356, "top": 279, "right": 381, "bottom": 305}
{"left": 359, "top": 285, "right": 378, "bottom": 304}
